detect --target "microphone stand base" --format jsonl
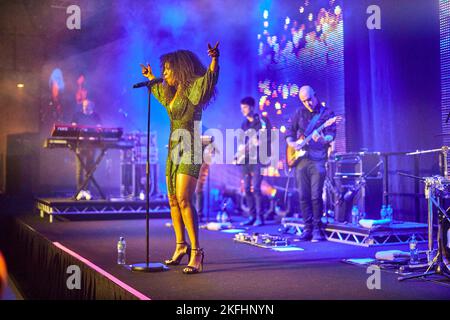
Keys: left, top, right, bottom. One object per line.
{"left": 131, "top": 262, "right": 169, "bottom": 272}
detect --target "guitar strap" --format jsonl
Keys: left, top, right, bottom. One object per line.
{"left": 304, "top": 106, "right": 325, "bottom": 137}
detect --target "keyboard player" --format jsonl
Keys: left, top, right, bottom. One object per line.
{"left": 71, "top": 99, "right": 102, "bottom": 200}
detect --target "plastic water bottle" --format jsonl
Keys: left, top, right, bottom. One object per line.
{"left": 409, "top": 234, "right": 419, "bottom": 265}
{"left": 117, "top": 237, "right": 126, "bottom": 265}
{"left": 221, "top": 211, "right": 229, "bottom": 223}
{"left": 380, "top": 204, "right": 387, "bottom": 219}
{"left": 386, "top": 205, "right": 393, "bottom": 221}
{"left": 325, "top": 210, "right": 335, "bottom": 224}
{"left": 351, "top": 205, "right": 359, "bottom": 226}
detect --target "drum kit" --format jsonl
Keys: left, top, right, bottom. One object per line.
{"left": 120, "top": 131, "right": 159, "bottom": 198}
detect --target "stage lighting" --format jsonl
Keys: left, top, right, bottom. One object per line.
{"left": 263, "top": 10, "right": 269, "bottom": 19}
{"left": 285, "top": 17, "right": 290, "bottom": 25}
{"left": 17, "top": 83, "right": 24, "bottom": 88}
{"left": 308, "top": 13, "right": 313, "bottom": 21}
{"left": 282, "top": 85, "right": 289, "bottom": 99}
{"left": 299, "top": 7, "right": 305, "bottom": 14}
{"left": 290, "top": 84, "right": 299, "bottom": 96}
{"left": 280, "top": 125, "right": 286, "bottom": 133}
{"left": 259, "top": 96, "right": 267, "bottom": 107}
{"left": 335, "top": 6, "right": 342, "bottom": 15}
{"left": 264, "top": 21, "right": 269, "bottom": 28}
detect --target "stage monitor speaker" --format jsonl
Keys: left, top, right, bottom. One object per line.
{"left": 6, "top": 133, "right": 40, "bottom": 195}
{"left": 332, "top": 152, "right": 384, "bottom": 220}
{"left": 359, "top": 152, "right": 383, "bottom": 219}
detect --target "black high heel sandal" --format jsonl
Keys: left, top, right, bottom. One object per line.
{"left": 165, "top": 242, "right": 191, "bottom": 265}
{"left": 183, "top": 248, "right": 204, "bottom": 274}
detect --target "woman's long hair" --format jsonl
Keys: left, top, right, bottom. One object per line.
{"left": 160, "top": 50, "right": 215, "bottom": 108}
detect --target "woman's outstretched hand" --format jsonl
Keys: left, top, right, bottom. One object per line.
{"left": 207, "top": 42, "right": 219, "bottom": 72}
{"left": 140, "top": 63, "right": 155, "bottom": 80}
{"left": 207, "top": 42, "right": 220, "bottom": 58}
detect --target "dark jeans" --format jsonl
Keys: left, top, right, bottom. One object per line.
{"left": 76, "top": 148, "right": 95, "bottom": 190}
{"left": 195, "top": 163, "right": 209, "bottom": 219}
{"left": 242, "top": 164, "right": 262, "bottom": 219}
{"left": 295, "top": 158, "right": 326, "bottom": 231}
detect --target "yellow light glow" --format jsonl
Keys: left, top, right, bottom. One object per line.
{"left": 17, "top": 83, "right": 25, "bottom": 88}
{"left": 335, "top": 6, "right": 342, "bottom": 15}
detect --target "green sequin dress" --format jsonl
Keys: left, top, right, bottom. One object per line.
{"left": 152, "top": 68, "right": 219, "bottom": 195}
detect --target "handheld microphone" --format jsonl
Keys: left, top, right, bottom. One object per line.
{"left": 132, "top": 78, "right": 163, "bottom": 89}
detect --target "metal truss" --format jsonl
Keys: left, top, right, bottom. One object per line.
{"left": 37, "top": 199, "right": 170, "bottom": 223}
{"left": 281, "top": 218, "right": 428, "bottom": 247}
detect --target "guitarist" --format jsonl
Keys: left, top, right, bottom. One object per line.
{"left": 238, "top": 96, "right": 271, "bottom": 227}
{"left": 286, "top": 86, "right": 336, "bottom": 241}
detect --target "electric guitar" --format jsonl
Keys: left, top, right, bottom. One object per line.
{"left": 286, "top": 115, "right": 342, "bottom": 168}
{"left": 233, "top": 114, "right": 270, "bottom": 165}
{"left": 233, "top": 134, "right": 259, "bottom": 165}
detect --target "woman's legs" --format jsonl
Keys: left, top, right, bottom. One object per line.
{"left": 175, "top": 173, "right": 204, "bottom": 272}
{"left": 166, "top": 177, "right": 187, "bottom": 260}
{"left": 175, "top": 174, "right": 200, "bottom": 249}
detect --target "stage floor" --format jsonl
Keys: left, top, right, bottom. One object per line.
{"left": 18, "top": 215, "right": 450, "bottom": 300}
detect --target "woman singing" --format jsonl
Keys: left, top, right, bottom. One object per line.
{"left": 141, "top": 43, "right": 219, "bottom": 274}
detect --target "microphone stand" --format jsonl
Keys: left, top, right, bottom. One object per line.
{"left": 131, "top": 82, "right": 168, "bottom": 273}
{"left": 397, "top": 173, "right": 450, "bottom": 281}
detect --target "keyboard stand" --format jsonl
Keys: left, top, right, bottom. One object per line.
{"left": 71, "top": 145, "right": 108, "bottom": 200}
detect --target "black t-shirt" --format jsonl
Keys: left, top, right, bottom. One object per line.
{"left": 71, "top": 112, "right": 101, "bottom": 126}
{"left": 285, "top": 104, "right": 336, "bottom": 161}
{"left": 240, "top": 113, "right": 272, "bottom": 164}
